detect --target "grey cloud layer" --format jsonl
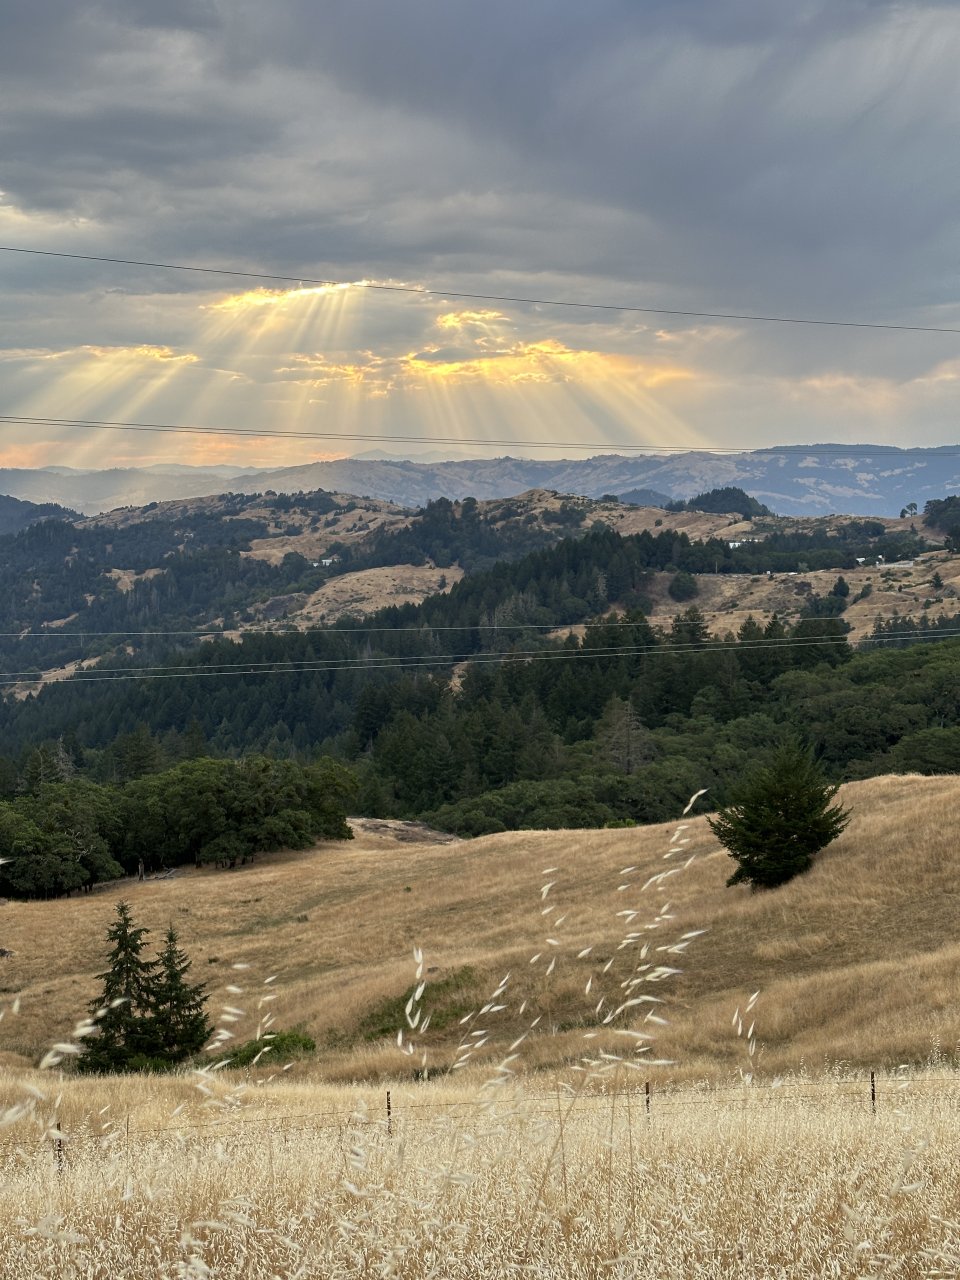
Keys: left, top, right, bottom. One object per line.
{"left": 1, "top": 0, "right": 960, "bottom": 445}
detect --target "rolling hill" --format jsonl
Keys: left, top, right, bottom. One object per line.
{"left": 1, "top": 773, "right": 956, "bottom": 1082}
{"left": 0, "top": 493, "right": 77, "bottom": 536}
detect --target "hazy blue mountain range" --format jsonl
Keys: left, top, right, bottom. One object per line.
{"left": 0, "top": 445, "right": 954, "bottom": 515}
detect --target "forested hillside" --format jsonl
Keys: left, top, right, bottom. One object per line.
{"left": 0, "top": 490, "right": 553, "bottom": 675}
{"left": 0, "top": 493, "right": 77, "bottom": 536}
{"left": 0, "top": 486, "right": 923, "bottom": 679}
{"left": 0, "top": 754, "right": 355, "bottom": 898}
{"left": 0, "top": 515, "right": 958, "bottom": 865}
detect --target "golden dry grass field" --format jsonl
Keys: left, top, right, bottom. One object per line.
{"left": 2, "top": 773, "right": 960, "bottom": 1276}
{"left": 3, "top": 1066, "right": 960, "bottom": 1277}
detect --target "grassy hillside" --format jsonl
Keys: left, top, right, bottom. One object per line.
{"left": 1, "top": 773, "right": 957, "bottom": 1081}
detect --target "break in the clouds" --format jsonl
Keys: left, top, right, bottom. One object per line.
{"left": 1, "top": 1, "right": 960, "bottom": 470}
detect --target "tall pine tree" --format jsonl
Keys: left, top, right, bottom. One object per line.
{"left": 78, "top": 901, "right": 157, "bottom": 1073}
{"left": 145, "top": 926, "right": 211, "bottom": 1064}
{"left": 78, "top": 905, "right": 210, "bottom": 1072}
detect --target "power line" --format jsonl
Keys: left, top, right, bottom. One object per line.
{"left": 0, "top": 411, "right": 717, "bottom": 453}
{"left": 0, "top": 609, "right": 882, "bottom": 639}
{"left": 2, "top": 243, "right": 959, "bottom": 335}
{"left": 1, "top": 411, "right": 958, "bottom": 458}
{"left": 3, "top": 621, "right": 952, "bottom": 689}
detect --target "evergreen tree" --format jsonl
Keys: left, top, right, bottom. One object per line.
{"left": 709, "top": 743, "right": 851, "bottom": 890}
{"left": 668, "top": 570, "right": 699, "bottom": 602}
{"left": 596, "top": 696, "right": 652, "bottom": 775}
{"left": 145, "top": 925, "right": 211, "bottom": 1064}
{"left": 79, "top": 906, "right": 210, "bottom": 1072}
{"left": 78, "top": 901, "right": 157, "bottom": 1073}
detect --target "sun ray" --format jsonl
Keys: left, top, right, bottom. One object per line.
{"left": 2, "top": 283, "right": 716, "bottom": 467}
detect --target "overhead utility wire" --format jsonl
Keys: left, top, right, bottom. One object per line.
{"left": 0, "top": 614, "right": 855, "bottom": 640}
{"left": 3, "top": 624, "right": 951, "bottom": 688}
{"left": 2, "top": 616, "right": 947, "bottom": 677}
{"left": 0, "top": 608, "right": 925, "bottom": 639}
{"left": 2, "top": 244, "right": 959, "bottom": 335}
{"left": 1, "top": 412, "right": 957, "bottom": 457}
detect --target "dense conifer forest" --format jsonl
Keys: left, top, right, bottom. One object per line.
{"left": 0, "top": 500, "right": 958, "bottom": 896}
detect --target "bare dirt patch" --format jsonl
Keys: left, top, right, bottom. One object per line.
{"left": 289, "top": 564, "right": 464, "bottom": 625}
{"left": 348, "top": 817, "right": 460, "bottom": 846}
{"left": 104, "top": 567, "right": 164, "bottom": 593}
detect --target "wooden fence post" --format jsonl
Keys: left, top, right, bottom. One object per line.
{"left": 645, "top": 1080, "right": 651, "bottom": 1121}
{"left": 386, "top": 1089, "right": 392, "bottom": 1136}
{"left": 870, "top": 1071, "right": 876, "bottom": 1115}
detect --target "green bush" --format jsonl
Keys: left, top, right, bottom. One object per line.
{"left": 216, "top": 1029, "right": 316, "bottom": 1068}
{"left": 356, "top": 967, "right": 478, "bottom": 1040}
{"left": 668, "top": 571, "right": 699, "bottom": 602}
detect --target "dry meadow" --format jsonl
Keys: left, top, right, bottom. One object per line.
{"left": 2, "top": 1066, "right": 960, "bottom": 1276}
{"left": 2, "top": 772, "right": 960, "bottom": 1276}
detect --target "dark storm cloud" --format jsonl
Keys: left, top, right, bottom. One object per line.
{"left": 241, "top": 0, "right": 960, "bottom": 312}
{"left": 2, "top": 0, "right": 960, "bottom": 403}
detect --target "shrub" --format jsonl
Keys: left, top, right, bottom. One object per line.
{"left": 217, "top": 1029, "right": 316, "bottom": 1068}
{"left": 668, "top": 571, "right": 699, "bottom": 602}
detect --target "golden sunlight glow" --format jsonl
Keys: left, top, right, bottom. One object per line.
{"left": 5, "top": 281, "right": 718, "bottom": 468}
{"left": 435, "top": 309, "right": 504, "bottom": 330}
{"left": 404, "top": 338, "right": 693, "bottom": 389}
{"left": 207, "top": 284, "right": 357, "bottom": 312}
{"left": 10, "top": 343, "right": 198, "bottom": 365}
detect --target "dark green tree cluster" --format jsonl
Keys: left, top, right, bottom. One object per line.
{"left": 668, "top": 570, "right": 699, "bottom": 602}
{"left": 333, "top": 495, "right": 557, "bottom": 574}
{"left": 666, "top": 487, "right": 773, "bottom": 518}
{"left": 123, "top": 755, "right": 354, "bottom": 870}
{"left": 0, "top": 755, "right": 355, "bottom": 898}
{"left": 78, "top": 902, "right": 210, "bottom": 1074}
{"left": 923, "top": 496, "right": 960, "bottom": 548}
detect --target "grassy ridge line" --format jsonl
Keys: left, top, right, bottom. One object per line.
{"left": 0, "top": 772, "right": 958, "bottom": 1079}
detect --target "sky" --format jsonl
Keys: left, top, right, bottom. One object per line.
{"left": 2, "top": 0, "right": 960, "bottom": 471}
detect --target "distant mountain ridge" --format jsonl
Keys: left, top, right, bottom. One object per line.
{"left": 0, "top": 444, "right": 955, "bottom": 515}
{"left": 0, "top": 493, "right": 77, "bottom": 536}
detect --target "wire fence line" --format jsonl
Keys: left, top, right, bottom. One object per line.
{"left": 3, "top": 1069, "right": 958, "bottom": 1163}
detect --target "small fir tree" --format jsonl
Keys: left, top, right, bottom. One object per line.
{"left": 77, "top": 901, "right": 157, "bottom": 1073}
{"left": 78, "top": 906, "right": 209, "bottom": 1073}
{"left": 709, "top": 744, "right": 850, "bottom": 890}
{"left": 145, "top": 925, "right": 211, "bottom": 1064}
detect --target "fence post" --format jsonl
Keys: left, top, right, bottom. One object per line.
{"left": 870, "top": 1071, "right": 876, "bottom": 1115}
{"left": 386, "top": 1089, "right": 392, "bottom": 1136}
{"left": 54, "top": 1136, "right": 65, "bottom": 1174}
{"left": 645, "top": 1080, "right": 651, "bottom": 1121}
